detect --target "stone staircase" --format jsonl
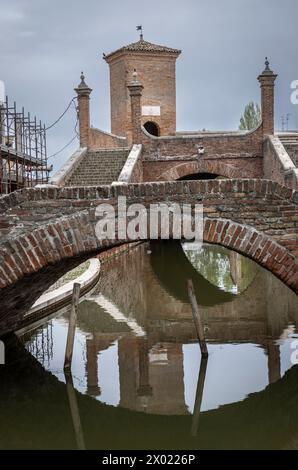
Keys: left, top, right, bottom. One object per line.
{"left": 67, "top": 148, "right": 130, "bottom": 186}
{"left": 278, "top": 133, "right": 298, "bottom": 167}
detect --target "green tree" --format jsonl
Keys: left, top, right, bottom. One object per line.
{"left": 239, "top": 101, "right": 261, "bottom": 130}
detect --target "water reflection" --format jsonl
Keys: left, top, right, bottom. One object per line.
{"left": 23, "top": 242, "right": 298, "bottom": 411}
{"left": 183, "top": 243, "right": 257, "bottom": 293}
{"left": 1, "top": 241, "right": 298, "bottom": 449}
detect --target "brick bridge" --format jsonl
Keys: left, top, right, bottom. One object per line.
{"left": 0, "top": 179, "right": 297, "bottom": 299}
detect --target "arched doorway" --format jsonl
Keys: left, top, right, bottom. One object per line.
{"left": 144, "top": 121, "right": 160, "bottom": 136}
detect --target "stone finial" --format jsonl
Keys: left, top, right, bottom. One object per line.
{"left": 127, "top": 69, "right": 143, "bottom": 97}
{"left": 260, "top": 57, "right": 275, "bottom": 76}
{"left": 132, "top": 69, "right": 139, "bottom": 84}
{"left": 75, "top": 72, "right": 92, "bottom": 93}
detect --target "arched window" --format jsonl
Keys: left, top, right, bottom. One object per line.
{"left": 144, "top": 121, "right": 160, "bottom": 136}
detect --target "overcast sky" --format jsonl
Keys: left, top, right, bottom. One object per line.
{"left": 1, "top": 0, "right": 298, "bottom": 170}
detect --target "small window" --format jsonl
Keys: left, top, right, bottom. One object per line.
{"left": 144, "top": 121, "right": 160, "bottom": 136}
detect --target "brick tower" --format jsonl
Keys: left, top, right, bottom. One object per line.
{"left": 104, "top": 33, "right": 181, "bottom": 142}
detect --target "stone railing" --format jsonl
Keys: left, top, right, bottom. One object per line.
{"left": 49, "top": 147, "right": 87, "bottom": 187}
{"left": 264, "top": 136, "right": 298, "bottom": 189}
{"left": 115, "top": 144, "right": 143, "bottom": 184}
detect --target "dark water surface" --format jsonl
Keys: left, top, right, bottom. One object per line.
{"left": 0, "top": 241, "right": 298, "bottom": 450}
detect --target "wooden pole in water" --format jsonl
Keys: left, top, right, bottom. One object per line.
{"left": 191, "top": 356, "right": 208, "bottom": 436}
{"left": 187, "top": 279, "right": 208, "bottom": 357}
{"left": 65, "top": 370, "right": 86, "bottom": 450}
{"left": 64, "top": 282, "right": 81, "bottom": 370}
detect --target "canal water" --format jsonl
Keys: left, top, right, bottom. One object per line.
{"left": 0, "top": 241, "right": 298, "bottom": 450}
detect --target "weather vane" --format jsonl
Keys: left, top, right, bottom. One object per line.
{"left": 136, "top": 25, "right": 143, "bottom": 40}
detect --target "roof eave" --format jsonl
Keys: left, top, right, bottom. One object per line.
{"left": 104, "top": 48, "right": 181, "bottom": 63}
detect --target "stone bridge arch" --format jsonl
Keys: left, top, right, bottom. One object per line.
{"left": 0, "top": 179, "right": 297, "bottom": 298}
{"left": 157, "top": 160, "right": 248, "bottom": 181}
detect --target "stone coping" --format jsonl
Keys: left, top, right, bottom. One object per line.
{"left": 49, "top": 147, "right": 87, "bottom": 186}
{"left": 90, "top": 126, "right": 127, "bottom": 140}
{"left": 114, "top": 144, "right": 142, "bottom": 183}
{"left": 23, "top": 257, "right": 100, "bottom": 318}
{"left": 142, "top": 123, "right": 262, "bottom": 141}
{"left": 268, "top": 135, "right": 296, "bottom": 172}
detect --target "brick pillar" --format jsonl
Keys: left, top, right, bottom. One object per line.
{"left": 258, "top": 58, "right": 277, "bottom": 135}
{"left": 74, "top": 72, "right": 92, "bottom": 148}
{"left": 127, "top": 70, "right": 144, "bottom": 144}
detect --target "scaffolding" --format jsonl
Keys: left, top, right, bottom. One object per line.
{"left": 0, "top": 95, "right": 50, "bottom": 194}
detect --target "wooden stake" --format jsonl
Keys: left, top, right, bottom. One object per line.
{"left": 64, "top": 282, "right": 81, "bottom": 370}
{"left": 65, "top": 370, "right": 86, "bottom": 450}
{"left": 191, "top": 356, "right": 208, "bottom": 436}
{"left": 187, "top": 279, "right": 208, "bottom": 357}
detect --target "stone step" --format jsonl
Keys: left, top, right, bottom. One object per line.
{"left": 67, "top": 148, "right": 129, "bottom": 186}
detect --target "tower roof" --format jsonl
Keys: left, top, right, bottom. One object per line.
{"left": 104, "top": 38, "right": 181, "bottom": 61}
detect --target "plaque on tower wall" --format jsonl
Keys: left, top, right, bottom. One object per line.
{"left": 142, "top": 105, "right": 161, "bottom": 116}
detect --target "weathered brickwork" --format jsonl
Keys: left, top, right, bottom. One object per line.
{"left": 139, "top": 127, "right": 264, "bottom": 181}
{"left": 75, "top": 74, "right": 92, "bottom": 148}
{"left": 0, "top": 179, "right": 297, "bottom": 298}
{"left": 127, "top": 81, "right": 144, "bottom": 144}
{"left": 104, "top": 41, "right": 180, "bottom": 143}
{"left": 258, "top": 61, "right": 277, "bottom": 136}
{"left": 89, "top": 128, "right": 127, "bottom": 150}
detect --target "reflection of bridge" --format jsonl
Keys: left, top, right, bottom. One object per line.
{"left": 1, "top": 334, "right": 298, "bottom": 449}
{"left": 74, "top": 242, "right": 297, "bottom": 413}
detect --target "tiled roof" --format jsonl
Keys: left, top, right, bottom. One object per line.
{"left": 104, "top": 39, "right": 181, "bottom": 60}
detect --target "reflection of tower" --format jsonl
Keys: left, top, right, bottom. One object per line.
{"left": 85, "top": 334, "right": 119, "bottom": 397}
{"left": 137, "top": 338, "right": 153, "bottom": 399}
{"left": 266, "top": 340, "right": 281, "bottom": 384}
{"left": 148, "top": 343, "right": 188, "bottom": 415}
{"left": 118, "top": 336, "right": 141, "bottom": 409}
{"left": 86, "top": 335, "right": 101, "bottom": 396}
{"left": 118, "top": 336, "right": 154, "bottom": 412}
{"left": 118, "top": 336, "right": 188, "bottom": 414}
{"left": 137, "top": 338, "right": 153, "bottom": 412}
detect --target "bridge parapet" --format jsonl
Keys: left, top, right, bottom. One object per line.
{"left": 140, "top": 125, "right": 264, "bottom": 181}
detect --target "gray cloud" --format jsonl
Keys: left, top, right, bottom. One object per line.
{"left": 1, "top": 0, "right": 297, "bottom": 170}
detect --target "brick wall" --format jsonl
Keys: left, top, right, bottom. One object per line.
{"left": 140, "top": 127, "right": 263, "bottom": 181}
{"left": 89, "top": 128, "right": 127, "bottom": 150}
